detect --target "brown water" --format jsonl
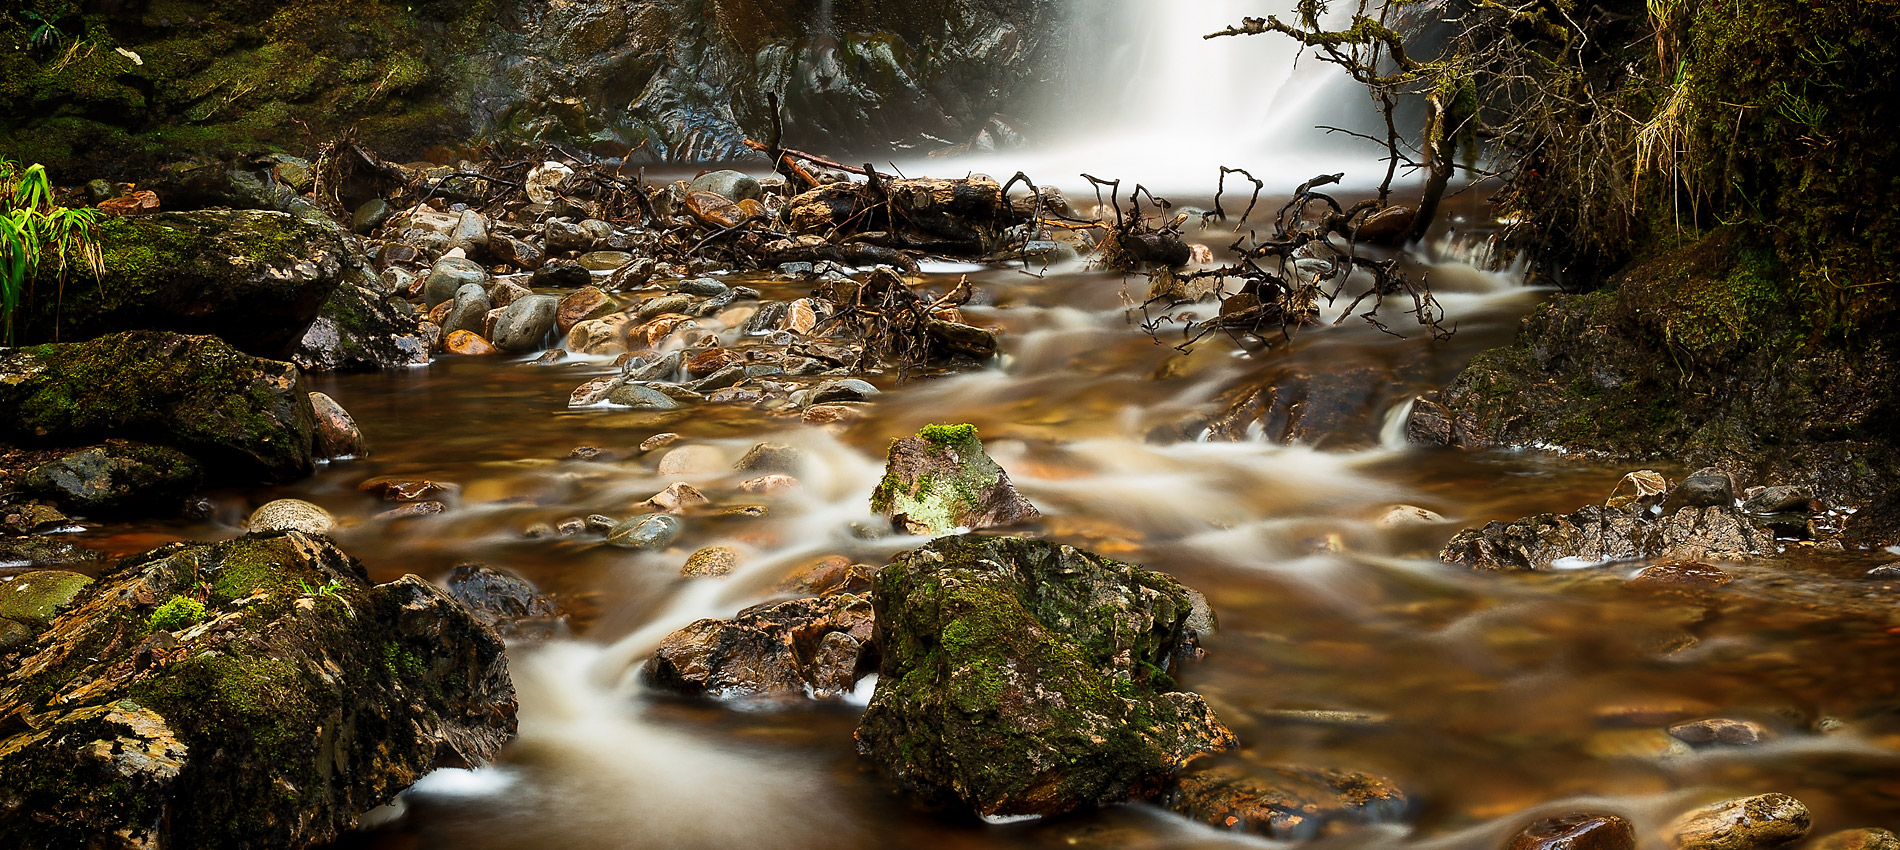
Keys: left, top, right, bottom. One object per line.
{"left": 72, "top": 211, "right": 1900, "bottom": 849}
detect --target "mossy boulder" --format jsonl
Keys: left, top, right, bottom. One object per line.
{"left": 855, "top": 535, "right": 1235, "bottom": 818}
{"left": 20, "top": 441, "right": 203, "bottom": 518}
{"left": 0, "top": 570, "right": 93, "bottom": 628}
{"left": 19, "top": 210, "right": 349, "bottom": 360}
{"left": 870, "top": 424, "right": 1039, "bottom": 535}
{"left": 0, "top": 532, "right": 517, "bottom": 850}
{"left": 0, "top": 330, "right": 318, "bottom": 483}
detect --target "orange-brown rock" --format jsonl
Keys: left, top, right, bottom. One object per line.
{"left": 98, "top": 190, "right": 161, "bottom": 216}
{"left": 443, "top": 330, "right": 497, "bottom": 355}
{"left": 556, "top": 286, "right": 613, "bottom": 335}
{"left": 684, "top": 191, "right": 748, "bottom": 229}
{"left": 643, "top": 593, "right": 874, "bottom": 698}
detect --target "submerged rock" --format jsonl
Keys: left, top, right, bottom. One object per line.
{"left": 0, "top": 331, "right": 318, "bottom": 483}
{"left": 855, "top": 535, "right": 1236, "bottom": 818}
{"left": 1667, "top": 718, "right": 1773, "bottom": 747}
{"left": 1811, "top": 830, "right": 1900, "bottom": 850}
{"left": 0, "top": 533, "right": 516, "bottom": 849}
{"left": 20, "top": 441, "right": 203, "bottom": 517}
{"left": 1667, "top": 793, "right": 1810, "bottom": 850}
{"left": 605, "top": 513, "right": 682, "bottom": 550}
{"left": 644, "top": 593, "right": 873, "bottom": 698}
{"left": 1162, "top": 762, "right": 1409, "bottom": 840}
{"left": 870, "top": 424, "right": 1039, "bottom": 535}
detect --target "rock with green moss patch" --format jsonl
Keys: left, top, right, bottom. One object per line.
{"left": 870, "top": 424, "right": 1039, "bottom": 535}
{"left": 20, "top": 440, "right": 204, "bottom": 518}
{"left": 0, "top": 330, "right": 318, "bottom": 483}
{"left": 19, "top": 210, "right": 349, "bottom": 359}
{"left": 855, "top": 534, "right": 1236, "bottom": 818}
{"left": 0, "top": 532, "right": 516, "bottom": 849}
{"left": 1440, "top": 500, "right": 1776, "bottom": 571}
{"left": 0, "top": 570, "right": 94, "bottom": 627}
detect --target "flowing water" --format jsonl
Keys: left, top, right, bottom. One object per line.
{"left": 67, "top": 208, "right": 1900, "bottom": 849}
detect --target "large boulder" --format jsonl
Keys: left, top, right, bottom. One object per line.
{"left": 0, "top": 532, "right": 516, "bottom": 850}
{"left": 869, "top": 424, "right": 1039, "bottom": 535}
{"left": 0, "top": 331, "right": 318, "bottom": 483}
{"left": 293, "top": 282, "right": 432, "bottom": 371}
{"left": 855, "top": 535, "right": 1235, "bottom": 818}
{"left": 18, "top": 210, "right": 349, "bottom": 359}
{"left": 644, "top": 594, "right": 874, "bottom": 698}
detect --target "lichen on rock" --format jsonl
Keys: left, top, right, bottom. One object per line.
{"left": 869, "top": 424, "right": 1038, "bottom": 535}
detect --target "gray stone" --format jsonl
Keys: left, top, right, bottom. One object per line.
{"left": 811, "top": 378, "right": 879, "bottom": 403}
{"left": 677, "top": 277, "right": 729, "bottom": 297}
{"left": 1744, "top": 486, "right": 1815, "bottom": 515}
{"left": 491, "top": 295, "right": 561, "bottom": 353}
{"left": 22, "top": 442, "right": 203, "bottom": 517}
{"left": 353, "top": 199, "right": 392, "bottom": 234}
{"left": 544, "top": 219, "right": 595, "bottom": 251}
{"left": 425, "top": 257, "right": 488, "bottom": 308}
{"left": 1674, "top": 468, "right": 1737, "bottom": 508}
{"left": 605, "top": 383, "right": 685, "bottom": 411}
{"left": 449, "top": 209, "right": 490, "bottom": 257}
{"left": 442, "top": 283, "right": 493, "bottom": 337}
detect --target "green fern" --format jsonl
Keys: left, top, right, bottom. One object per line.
{"left": 0, "top": 158, "right": 103, "bottom": 346}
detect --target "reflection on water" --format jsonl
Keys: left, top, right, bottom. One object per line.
{"left": 72, "top": 210, "right": 1900, "bottom": 849}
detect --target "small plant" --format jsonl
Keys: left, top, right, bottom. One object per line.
{"left": 296, "top": 577, "right": 348, "bottom": 599}
{"left": 148, "top": 595, "right": 207, "bottom": 632}
{"left": 19, "top": 3, "right": 73, "bottom": 53}
{"left": 1, "top": 157, "right": 104, "bottom": 345}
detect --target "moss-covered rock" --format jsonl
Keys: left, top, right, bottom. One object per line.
{"left": 1409, "top": 229, "right": 1900, "bottom": 544}
{"left": 0, "top": 532, "right": 516, "bottom": 850}
{"left": 0, "top": 570, "right": 93, "bottom": 627}
{"left": 0, "top": 330, "right": 318, "bottom": 484}
{"left": 18, "top": 209, "right": 349, "bottom": 359}
{"left": 20, "top": 440, "right": 203, "bottom": 518}
{"left": 869, "top": 424, "right": 1039, "bottom": 535}
{"left": 855, "top": 534, "right": 1235, "bottom": 818}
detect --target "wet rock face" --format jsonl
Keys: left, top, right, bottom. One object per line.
{"left": 0, "top": 533, "right": 517, "bottom": 849}
{"left": 644, "top": 593, "right": 874, "bottom": 698}
{"left": 445, "top": 563, "right": 568, "bottom": 642}
{"left": 1162, "top": 763, "right": 1410, "bottom": 841}
{"left": 0, "top": 330, "right": 318, "bottom": 484}
{"left": 466, "top": 0, "right": 1068, "bottom": 162}
{"left": 1504, "top": 813, "right": 1638, "bottom": 850}
{"left": 855, "top": 535, "right": 1236, "bottom": 818}
{"left": 294, "top": 281, "right": 432, "bottom": 371}
{"left": 1440, "top": 501, "right": 1776, "bottom": 571}
{"left": 16, "top": 210, "right": 349, "bottom": 360}
{"left": 870, "top": 424, "right": 1039, "bottom": 535}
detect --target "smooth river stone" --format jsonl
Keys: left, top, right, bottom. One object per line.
{"left": 605, "top": 514, "right": 682, "bottom": 550}
{"left": 424, "top": 257, "right": 487, "bottom": 308}
{"left": 442, "top": 283, "right": 492, "bottom": 337}
{"left": 656, "top": 445, "right": 725, "bottom": 476}
{"left": 246, "top": 499, "right": 335, "bottom": 535}
{"left": 492, "top": 294, "right": 561, "bottom": 353}
{"left": 1667, "top": 794, "right": 1810, "bottom": 850}
{"left": 577, "top": 251, "right": 632, "bottom": 271}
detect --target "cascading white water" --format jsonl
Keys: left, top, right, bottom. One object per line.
{"left": 937, "top": 0, "right": 1391, "bottom": 192}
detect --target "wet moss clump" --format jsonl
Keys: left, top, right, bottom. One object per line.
{"left": 145, "top": 594, "right": 205, "bottom": 632}
{"left": 856, "top": 535, "right": 1234, "bottom": 817}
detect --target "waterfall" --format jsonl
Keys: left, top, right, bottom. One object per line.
{"left": 928, "top": 0, "right": 1391, "bottom": 193}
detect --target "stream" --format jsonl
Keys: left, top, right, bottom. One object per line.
{"left": 62, "top": 202, "right": 1900, "bottom": 848}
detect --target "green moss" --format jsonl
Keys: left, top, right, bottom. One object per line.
{"left": 146, "top": 595, "right": 205, "bottom": 632}
{"left": 917, "top": 422, "right": 977, "bottom": 447}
